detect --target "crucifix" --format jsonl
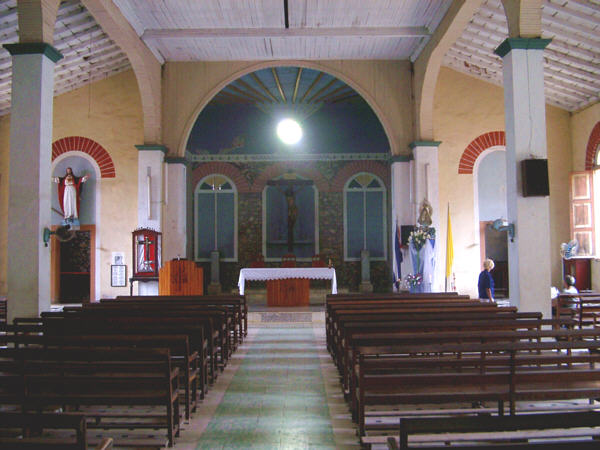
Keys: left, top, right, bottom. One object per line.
{"left": 267, "top": 177, "right": 313, "bottom": 252}
{"left": 137, "top": 234, "right": 155, "bottom": 271}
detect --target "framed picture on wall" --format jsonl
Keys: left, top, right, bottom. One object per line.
{"left": 111, "top": 264, "right": 127, "bottom": 287}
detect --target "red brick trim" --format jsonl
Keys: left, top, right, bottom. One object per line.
{"left": 191, "top": 162, "right": 251, "bottom": 193}
{"left": 330, "top": 161, "right": 389, "bottom": 191}
{"left": 52, "top": 136, "right": 116, "bottom": 178}
{"left": 585, "top": 122, "right": 600, "bottom": 170}
{"left": 458, "top": 131, "right": 506, "bottom": 174}
{"left": 252, "top": 162, "right": 330, "bottom": 193}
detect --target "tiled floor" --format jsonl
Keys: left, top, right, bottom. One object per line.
{"left": 172, "top": 322, "right": 359, "bottom": 450}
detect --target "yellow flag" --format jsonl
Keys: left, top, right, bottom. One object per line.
{"left": 445, "top": 204, "right": 454, "bottom": 279}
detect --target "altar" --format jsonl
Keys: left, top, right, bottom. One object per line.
{"left": 238, "top": 268, "right": 337, "bottom": 306}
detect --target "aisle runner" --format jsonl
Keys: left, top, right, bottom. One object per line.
{"left": 196, "top": 327, "right": 335, "bottom": 449}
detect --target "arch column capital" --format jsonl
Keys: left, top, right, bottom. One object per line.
{"left": 500, "top": 0, "right": 543, "bottom": 38}
{"left": 16, "top": 0, "right": 60, "bottom": 44}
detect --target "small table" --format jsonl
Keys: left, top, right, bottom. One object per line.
{"left": 129, "top": 276, "right": 158, "bottom": 296}
{"left": 238, "top": 268, "right": 337, "bottom": 306}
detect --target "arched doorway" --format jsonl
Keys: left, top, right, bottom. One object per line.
{"left": 185, "top": 66, "right": 393, "bottom": 293}
{"left": 475, "top": 148, "right": 509, "bottom": 298}
{"left": 50, "top": 154, "right": 100, "bottom": 303}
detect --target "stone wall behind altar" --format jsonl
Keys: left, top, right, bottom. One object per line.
{"left": 190, "top": 159, "right": 392, "bottom": 293}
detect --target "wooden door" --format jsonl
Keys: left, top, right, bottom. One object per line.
{"left": 51, "top": 225, "right": 95, "bottom": 303}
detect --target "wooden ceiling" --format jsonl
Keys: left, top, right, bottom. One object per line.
{"left": 0, "top": 0, "right": 597, "bottom": 116}
{"left": 213, "top": 67, "right": 360, "bottom": 113}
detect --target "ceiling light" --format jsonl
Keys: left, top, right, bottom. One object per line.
{"left": 276, "top": 118, "right": 302, "bottom": 145}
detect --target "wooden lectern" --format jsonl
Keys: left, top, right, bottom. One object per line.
{"left": 159, "top": 259, "right": 204, "bottom": 295}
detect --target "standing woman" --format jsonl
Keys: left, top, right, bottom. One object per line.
{"left": 478, "top": 258, "right": 495, "bottom": 302}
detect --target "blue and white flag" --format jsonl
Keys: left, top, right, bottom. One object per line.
{"left": 393, "top": 220, "right": 403, "bottom": 291}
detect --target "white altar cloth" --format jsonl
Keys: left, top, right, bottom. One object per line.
{"left": 238, "top": 267, "right": 337, "bottom": 295}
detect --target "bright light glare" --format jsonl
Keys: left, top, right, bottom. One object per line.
{"left": 276, "top": 118, "right": 302, "bottom": 145}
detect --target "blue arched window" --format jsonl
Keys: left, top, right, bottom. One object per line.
{"left": 194, "top": 174, "right": 237, "bottom": 261}
{"left": 344, "top": 172, "right": 386, "bottom": 260}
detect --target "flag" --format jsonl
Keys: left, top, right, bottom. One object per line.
{"left": 445, "top": 204, "right": 454, "bottom": 280}
{"left": 393, "top": 219, "right": 403, "bottom": 290}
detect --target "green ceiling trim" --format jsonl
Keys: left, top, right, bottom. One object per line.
{"left": 188, "top": 152, "right": 391, "bottom": 163}
{"left": 409, "top": 141, "right": 441, "bottom": 149}
{"left": 165, "top": 157, "right": 189, "bottom": 165}
{"left": 4, "top": 43, "right": 63, "bottom": 63}
{"left": 390, "top": 155, "right": 412, "bottom": 162}
{"left": 494, "top": 38, "right": 552, "bottom": 58}
{"left": 135, "top": 144, "right": 168, "bottom": 154}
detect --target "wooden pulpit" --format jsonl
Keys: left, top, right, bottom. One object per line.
{"left": 159, "top": 259, "right": 203, "bottom": 295}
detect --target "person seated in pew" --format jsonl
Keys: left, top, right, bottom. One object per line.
{"left": 478, "top": 258, "right": 495, "bottom": 303}
{"left": 562, "top": 274, "right": 579, "bottom": 309}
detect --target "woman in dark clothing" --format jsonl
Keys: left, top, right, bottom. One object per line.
{"left": 478, "top": 258, "right": 495, "bottom": 302}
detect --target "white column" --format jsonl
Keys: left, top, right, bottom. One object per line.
{"left": 136, "top": 145, "right": 166, "bottom": 230}
{"left": 411, "top": 141, "right": 443, "bottom": 291}
{"left": 390, "top": 159, "right": 413, "bottom": 284}
{"left": 495, "top": 38, "right": 552, "bottom": 317}
{"left": 136, "top": 145, "right": 166, "bottom": 295}
{"left": 5, "top": 44, "right": 62, "bottom": 321}
{"left": 163, "top": 159, "right": 188, "bottom": 261}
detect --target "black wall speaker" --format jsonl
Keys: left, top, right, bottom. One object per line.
{"left": 521, "top": 159, "right": 549, "bottom": 197}
{"left": 400, "top": 225, "right": 415, "bottom": 245}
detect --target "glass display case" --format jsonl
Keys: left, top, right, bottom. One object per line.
{"left": 132, "top": 228, "right": 162, "bottom": 278}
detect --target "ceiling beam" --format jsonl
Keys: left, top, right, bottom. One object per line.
{"left": 82, "top": 0, "right": 163, "bottom": 144}
{"left": 299, "top": 72, "right": 324, "bottom": 103}
{"left": 292, "top": 67, "right": 302, "bottom": 104}
{"left": 215, "top": 90, "right": 255, "bottom": 104}
{"left": 250, "top": 73, "right": 278, "bottom": 102}
{"left": 307, "top": 78, "right": 336, "bottom": 103}
{"left": 271, "top": 68, "right": 286, "bottom": 102}
{"left": 413, "top": 0, "right": 484, "bottom": 141}
{"left": 225, "top": 83, "right": 266, "bottom": 104}
{"left": 314, "top": 84, "right": 351, "bottom": 104}
{"left": 330, "top": 92, "right": 359, "bottom": 104}
{"left": 234, "top": 78, "right": 273, "bottom": 103}
{"left": 141, "top": 26, "right": 430, "bottom": 41}
{"left": 542, "top": 2, "right": 600, "bottom": 28}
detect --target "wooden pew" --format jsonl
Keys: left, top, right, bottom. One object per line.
{"left": 76, "top": 303, "right": 231, "bottom": 363}
{"left": 0, "top": 412, "right": 114, "bottom": 449}
{"left": 329, "top": 306, "right": 524, "bottom": 361}
{"left": 325, "top": 294, "right": 472, "bottom": 338}
{"left": 0, "top": 346, "right": 180, "bottom": 447}
{"left": 0, "top": 296, "right": 6, "bottom": 327}
{"left": 355, "top": 334, "right": 600, "bottom": 436}
{"left": 43, "top": 307, "right": 222, "bottom": 382}
{"left": 341, "top": 318, "right": 574, "bottom": 404}
{"left": 1, "top": 332, "right": 200, "bottom": 422}
{"left": 557, "top": 293, "right": 600, "bottom": 329}
{"left": 326, "top": 292, "right": 462, "bottom": 301}
{"left": 75, "top": 303, "right": 232, "bottom": 359}
{"left": 114, "top": 294, "right": 248, "bottom": 339}
{"left": 105, "top": 296, "right": 244, "bottom": 351}
{"left": 325, "top": 298, "right": 480, "bottom": 349}
{"left": 386, "top": 411, "right": 600, "bottom": 449}
{"left": 334, "top": 314, "right": 547, "bottom": 375}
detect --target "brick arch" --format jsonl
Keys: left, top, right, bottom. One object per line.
{"left": 191, "top": 162, "right": 251, "bottom": 193}
{"left": 52, "top": 136, "right": 115, "bottom": 178}
{"left": 584, "top": 122, "right": 600, "bottom": 170}
{"left": 330, "top": 161, "right": 390, "bottom": 191}
{"left": 252, "top": 162, "right": 329, "bottom": 193}
{"left": 458, "top": 131, "right": 506, "bottom": 174}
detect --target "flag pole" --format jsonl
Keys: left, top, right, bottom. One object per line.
{"left": 445, "top": 202, "right": 453, "bottom": 292}
{"left": 445, "top": 203, "right": 448, "bottom": 292}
